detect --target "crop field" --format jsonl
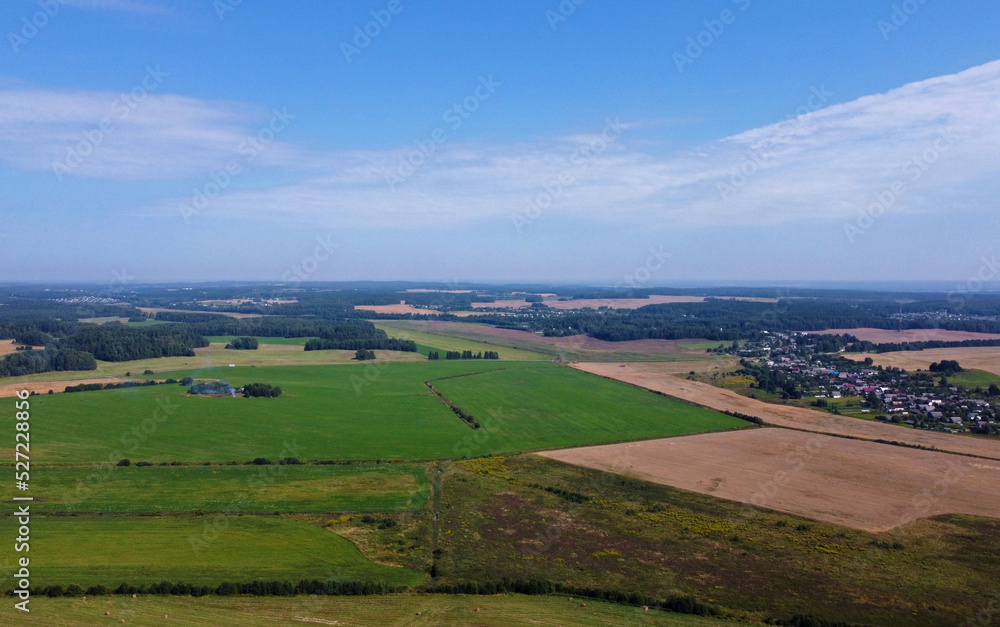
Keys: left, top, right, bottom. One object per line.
{"left": 5, "top": 516, "right": 423, "bottom": 588}
{"left": 373, "top": 322, "right": 548, "bottom": 360}
{"left": 843, "top": 347, "right": 1000, "bottom": 377}
{"left": 373, "top": 319, "right": 727, "bottom": 362}
{"left": 0, "top": 594, "right": 750, "bottom": 627}
{"left": 817, "top": 328, "right": 1000, "bottom": 342}
{"left": 573, "top": 362, "right": 1000, "bottom": 460}
{"left": 539, "top": 428, "right": 1000, "bottom": 531}
{"left": 10, "top": 362, "right": 745, "bottom": 463}
{"left": 0, "top": 464, "right": 429, "bottom": 514}
{"left": 432, "top": 366, "right": 748, "bottom": 454}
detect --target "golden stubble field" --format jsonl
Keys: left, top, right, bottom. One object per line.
{"left": 842, "top": 346, "right": 1000, "bottom": 376}
{"left": 539, "top": 428, "right": 1000, "bottom": 532}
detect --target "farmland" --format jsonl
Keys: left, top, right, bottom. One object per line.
{"left": 842, "top": 346, "right": 1000, "bottom": 377}
{"left": 539, "top": 428, "right": 1000, "bottom": 531}
{"left": 0, "top": 594, "right": 750, "bottom": 626}
{"left": 12, "top": 362, "right": 745, "bottom": 463}
{"left": 0, "top": 463, "right": 430, "bottom": 514}
{"left": 16, "top": 516, "right": 423, "bottom": 588}
{"left": 373, "top": 319, "right": 727, "bottom": 362}
{"left": 372, "top": 322, "right": 548, "bottom": 360}
{"left": 573, "top": 361, "right": 1000, "bottom": 460}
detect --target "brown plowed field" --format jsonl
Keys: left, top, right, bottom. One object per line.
{"left": 539, "top": 428, "right": 1000, "bottom": 531}
{"left": 572, "top": 362, "right": 1000, "bottom": 460}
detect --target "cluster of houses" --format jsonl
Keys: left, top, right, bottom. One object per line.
{"left": 735, "top": 332, "right": 998, "bottom": 435}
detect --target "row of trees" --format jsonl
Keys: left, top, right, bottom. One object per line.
{"left": 305, "top": 337, "right": 416, "bottom": 352}
{"left": 429, "top": 350, "right": 499, "bottom": 360}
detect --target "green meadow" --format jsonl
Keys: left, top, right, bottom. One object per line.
{"left": 0, "top": 464, "right": 430, "bottom": 514}
{"left": 18, "top": 362, "right": 745, "bottom": 463}
{"left": 0, "top": 594, "right": 750, "bottom": 626}
{"left": 12, "top": 516, "right": 423, "bottom": 588}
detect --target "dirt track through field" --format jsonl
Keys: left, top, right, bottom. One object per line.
{"left": 572, "top": 362, "right": 1000, "bottom": 461}
{"left": 539, "top": 428, "right": 1000, "bottom": 531}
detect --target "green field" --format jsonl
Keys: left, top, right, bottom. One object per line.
{"left": 374, "top": 322, "right": 548, "bottom": 360}
{"left": 0, "top": 594, "right": 750, "bottom": 626}
{"left": 204, "top": 335, "right": 311, "bottom": 345}
{"left": 2, "top": 516, "right": 423, "bottom": 588}
{"left": 0, "top": 464, "right": 429, "bottom": 514}
{"left": 432, "top": 366, "right": 748, "bottom": 454}
{"left": 948, "top": 368, "right": 1000, "bottom": 389}
{"left": 18, "top": 362, "right": 744, "bottom": 463}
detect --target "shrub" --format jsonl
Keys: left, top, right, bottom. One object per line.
{"left": 143, "top": 369, "right": 154, "bottom": 375}
{"left": 117, "top": 459, "right": 131, "bottom": 467}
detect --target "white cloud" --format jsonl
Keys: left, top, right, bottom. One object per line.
{"left": 2, "top": 59, "right": 999, "bottom": 229}
{"left": 0, "top": 84, "right": 306, "bottom": 179}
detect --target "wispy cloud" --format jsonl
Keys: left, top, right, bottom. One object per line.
{"left": 1, "top": 60, "right": 998, "bottom": 230}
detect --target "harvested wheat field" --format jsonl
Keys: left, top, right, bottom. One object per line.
{"left": 549, "top": 295, "right": 707, "bottom": 309}
{"left": 0, "top": 377, "right": 125, "bottom": 398}
{"left": 817, "top": 328, "right": 1000, "bottom": 343}
{"left": 842, "top": 347, "right": 1000, "bottom": 377}
{"left": 573, "top": 362, "right": 1000, "bottom": 460}
{"left": 0, "top": 341, "right": 44, "bottom": 357}
{"left": 354, "top": 302, "right": 440, "bottom": 315}
{"left": 540, "top": 428, "right": 1000, "bottom": 531}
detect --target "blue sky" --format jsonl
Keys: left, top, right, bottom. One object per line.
{"left": 1, "top": 0, "right": 998, "bottom": 285}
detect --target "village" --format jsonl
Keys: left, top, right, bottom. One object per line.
{"left": 731, "top": 331, "right": 999, "bottom": 436}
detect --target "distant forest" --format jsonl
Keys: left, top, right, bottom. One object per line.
{"left": 1, "top": 284, "right": 999, "bottom": 377}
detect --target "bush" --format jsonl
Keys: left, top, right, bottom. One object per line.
{"left": 117, "top": 459, "right": 131, "bottom": 467}
{"left": 225, "top": 337, "right": 259, "bottom": 350}
{"left": 242, "top": 382, "right": 282, "bottom": 398}
{"left": 252, "top": 457, "right": 272, "bottom": 465}
{"left": 143, "top": 369, "right": 154, "bottom": 375}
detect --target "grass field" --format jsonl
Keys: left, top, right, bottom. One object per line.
{"left": 0, "top": 594, "right": 750, "bottom": 626}
{"left": 13, "top": 362, "right": 745, "bottom": 463}
{"left": 948, "top": 368, "right": 1000, "bottom": 389}
{"left": 0, "top": 343, "right": 425, "bottom": 388}
{"left": 431, "top": 367, "right": 748, "bottom": 454}
{"left": 374, "top": 322, "right": 548, "bottom": 360}
{"left": 203, "top": 335, "right": 311, "bottom": 345}
{"left": 0, "top": 464, "right": 430, "bottom": 514}
{"left": 2, "top": 516, "right": 423, "bottom": 588}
